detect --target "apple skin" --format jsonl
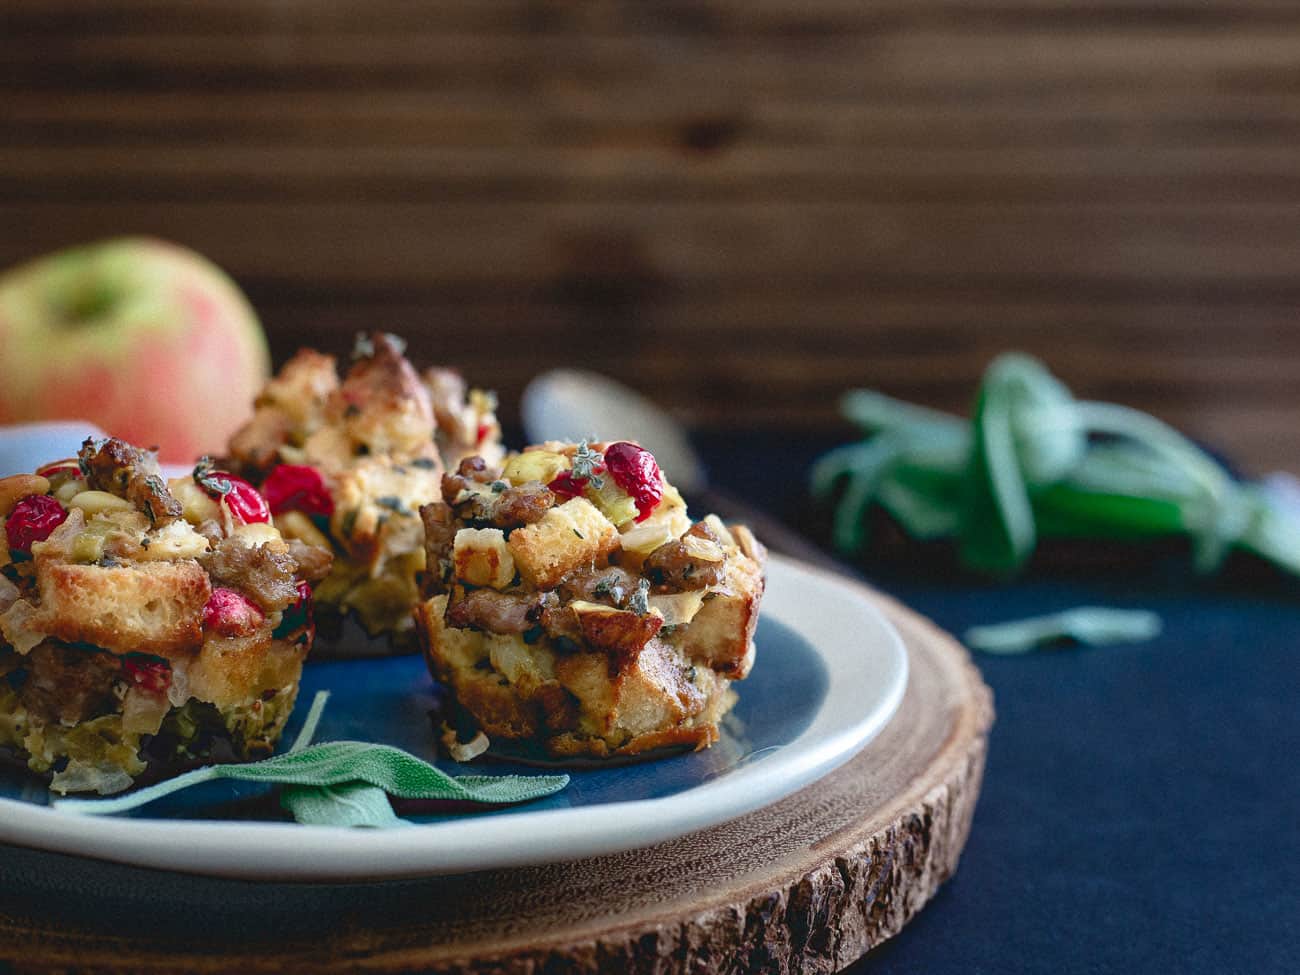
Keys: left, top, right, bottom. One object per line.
{"left": 0, "top": 237, "right": 270, "bottom": 462}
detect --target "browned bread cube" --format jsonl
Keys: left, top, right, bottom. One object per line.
{"left": 506, "top": 498, "right": 621, "bottom": 590}
{"left": 32, "top": 527, "right": 211, "bottom": 658}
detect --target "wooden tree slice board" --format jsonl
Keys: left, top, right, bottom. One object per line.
{"left": 0, "top": 578, "right": 993, "bottom": 975}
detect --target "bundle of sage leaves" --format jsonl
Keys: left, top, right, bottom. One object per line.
{"left": 811, "top": 353, "right": 1300, "bottom": 579}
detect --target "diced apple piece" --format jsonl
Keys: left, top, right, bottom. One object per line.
{"left": 502, "top": 450, "right": 568, "bottom": 487}
{"left": 453, "top": 527, "right": 516, "bottom": 589}
{"left": 619, "top": 505, "right": 693, "bottom": 557}
{"left": 135, "top": 520, "right": 211, "bottom": 561}
{"left": 648, "top": 590, "right": 706, "bottom": 626}
{"left": 229, "top": 521, "right": 286, "bottom": 550}
{"left": 586, "top": 478, "right": 639, "bottom": 527}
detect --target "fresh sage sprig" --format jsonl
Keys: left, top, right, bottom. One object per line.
{"left": 812, "top": 353, "right": 1300, "bottom": 578}
{"left": 53, "top": 692, "right": 569, "bottom": 827}
{"left": 965, "top": 607, "right": 1163, "bottom": 654}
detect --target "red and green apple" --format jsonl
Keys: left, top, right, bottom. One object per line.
{"left": 0, "top": 237, "right": 270, "bottom": 462}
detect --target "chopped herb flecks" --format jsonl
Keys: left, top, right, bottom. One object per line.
{"left": 570, "top": 440, "right": 605, "bottom": 489}
{"left": 340, "top": 509, "right": 359, "bottom": 537}
{"left": 377, "top": 496, "right": 411, "bottom": 515}
{"left": 629, "top": 578, "right": 651, "bottom": 616}
{"left": 191, "top": 456, "right": 232, "bottom": 497}
{"left": 351, "top": 333, "right": 374, "bottom": 360}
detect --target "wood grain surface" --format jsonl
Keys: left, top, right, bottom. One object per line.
{"left": 1, "top": 1, "right": 1296, "bottom": 471}
{"left": 0, "top": 574, "right": 993, "bottom": 974}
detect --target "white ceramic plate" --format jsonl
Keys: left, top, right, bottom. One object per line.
{"left": 0, "top": 555, "right": 906, "bottom": 880}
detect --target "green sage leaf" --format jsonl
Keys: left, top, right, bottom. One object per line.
{"left": 52, "top": 691, "right": 568, "bottom": 827}
{"left": 965, "top": 607, "right": 1163, "bottom": 655}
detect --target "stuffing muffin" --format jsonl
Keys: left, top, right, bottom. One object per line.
{"left": 227, "top": 332, "right": 502, "bottom": 652}
{"left": 0, "top": 438, "right": 332, "bottom": 794}
{"left": 414, "top": 440, "right": 767, "bottom": 759}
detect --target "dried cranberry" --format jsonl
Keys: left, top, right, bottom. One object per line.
{"left": 476, "top": 421, "right": 493, "bottom": 445}
{"left": 274, "top": 580, "right": 315, "bottom": 644}
{"left": 263, "top": 464, "right": 334, "bottom": 518}
{"left": 203, "top": 587, "right": 265, "bottom": 637}
{"left": 547, "top": 471, "right": 589, "bottom": 500}
{"left": 221, "top": 477, "right": 272, "bottom": 525}
{"left": 35, "top": 461, "right": 81, "bottom": 480}
{"left": 194, "top": 460, "right": 271, "bottom": 525}
{"left": 5, "top": 494, "right": 68, "bottom": 555}
{"left": 604, "top": 442, "right": 664, "bottom": 522}
{"left": 121, "top": 655, "right": 171, "bottom": 695}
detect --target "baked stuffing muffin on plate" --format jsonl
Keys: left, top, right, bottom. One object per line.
{"left": 0, "top": 437, "right": 332, "bottom": 794}
{"left": 415, "top": 440, "right": 766, "bottom": 760}
{"left": 227, "top": 332, "right": 501, "bottom": 654}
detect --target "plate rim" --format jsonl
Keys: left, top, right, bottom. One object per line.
{"left": 0, "top": 554, "right": 907, "bottom": 880}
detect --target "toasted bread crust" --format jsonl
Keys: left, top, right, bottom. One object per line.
{"left": 36, "top": 559, "right": 211, "bottom": 659}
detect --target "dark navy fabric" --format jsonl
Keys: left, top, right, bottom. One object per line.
{"left": 696, "top": 432, "right": 1300, "bottom": 975}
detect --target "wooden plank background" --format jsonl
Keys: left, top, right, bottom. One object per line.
{"left": 2, "top": 0, "right": 1298, "bottom": 473}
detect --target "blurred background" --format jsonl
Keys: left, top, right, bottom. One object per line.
{"left": 3, "top": 0, "right": 1298, "bottom": 473}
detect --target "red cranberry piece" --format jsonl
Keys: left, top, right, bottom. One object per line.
{"left": 5, "top": 494, "right": 68, "bottom": 555}
{"left": 203, "top": 587, "right": 266, "bottom": 637}
{"left": 221, "top": 476, "right": 272, "bottom": 525}
{"left": 35, "top": 461, "right": 81, "bottom": 480}
{"left": 121, "top": 656, "right": 171, "bottom": 695}
{"left": 547, "top": 471, "right": 588, "bottom": 500}
{"left": 263, "top": 464, "right": 334, "bottom": 518}
{"left": 603, "top": 442, "right": 664, "bottom": 522}
{"left": 195, "top": 464, "right": 271, "bottom": 525}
